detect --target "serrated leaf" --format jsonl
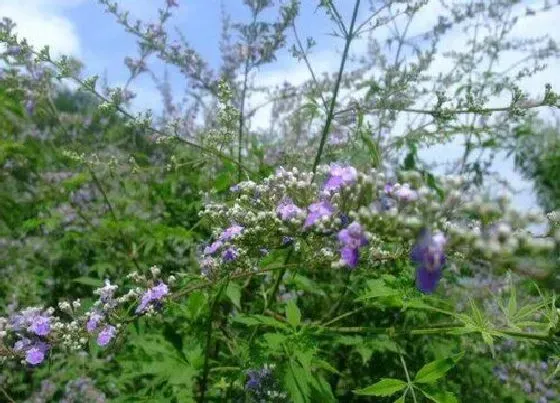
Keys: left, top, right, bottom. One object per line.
{"left": 356, "top": 279, "right": 400, "bottom": 301}
{"left": 354, "top": 378, "right": 407, "bottom": 396}
{"left": 286, "top": 300, "right": 302, "bottom": 327}
{"left": 263, "top": 332, "right": 287, "bottom": 349}
{"left": 420, "top": 387, "right": 458, "bottom": 403}
{"left": 414, "top": 352, "right": 464, "bottom": 384}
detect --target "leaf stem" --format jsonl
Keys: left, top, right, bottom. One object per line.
{"left": 400, "top": 355, "right": 418, "bottom": 403}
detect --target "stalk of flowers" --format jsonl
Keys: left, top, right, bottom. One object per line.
{"left": 199, "top": 164, "right": 557, "bottom": 293}
{"left": 0, "top": 268, "right": 173, "bottom": 367}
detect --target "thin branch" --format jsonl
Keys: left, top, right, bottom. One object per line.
{"left": 312, "top": 0, "right": 361, "bottom": 174}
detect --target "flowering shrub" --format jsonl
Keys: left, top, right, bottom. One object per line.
{"left": 1, "top": 0, "right": 560, "bottom": 401}
{"left": 1, "top": 163, "right": 559, "bottom": 401}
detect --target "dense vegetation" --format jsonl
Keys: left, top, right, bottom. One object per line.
{"left": 1, "top": 1, "right": 560, "bottom": 402}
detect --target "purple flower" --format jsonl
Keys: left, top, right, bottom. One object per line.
{"left": 230, "top": 184, "right": 240, "bottom": 192}
{"left": 203, "top": 240, "right": 222, "bottom": 255}
{"left": 97, "top": 325, "right": 116, "bottom": 346}
{"left": 338, "top": 222, "right": 368, "bottom": 249}
{"left": 323, "top": 164, "right": 358, "bottom": 191}
{"left": 341, "top": 247, "right": 359, "bottom": 268}
{"left": 411, "top": 230, "right": 447, "bottom": 293}
{"left": 395, "top": 184, "right": 418, "bottom": 202}
{"left": 304, "top": 200, "right": 334, "bottom": 229}
{"left": 276, "top": 198, "right": 303, "bottom": 221}
{"left": 86, "top": 312, "right": 103, "bottom": 333}
{"left": 219, "top": 224, "right": 244, "bottom": 241}
{"left": 27, "top": 315, "right": 51, "bottom": 336}
{"left": 151, "top": 283, "right": 169, "bottom": 299}
{"left": 21, "top": 342, "right": 49, "bottom": 365}
{"left": 136, "top": 282, "right": 169, "bottom": 314}
{"left": 338, "top": 222, "right": 368, "bottom": 268}
{"left": 384, "top": 183, "right": 394, "bottom": 194}
{"left": 26, "top": 347, "right": 46, "bottom": 365}
{"left": 14, "top": 338, "right": 31, "bottom": 352}
{"left": 222, "top": 247, "right": 239, "bottom": 262}
{"left": 95, "top": 280, "right": 118, "bottom": 303}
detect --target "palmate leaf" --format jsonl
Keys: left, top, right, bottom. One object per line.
{"left": 354, "top": 378, "right": 408, "bottom": 396}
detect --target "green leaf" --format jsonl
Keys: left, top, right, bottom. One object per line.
{"left": 231, "top": 314, "right": 287, "bottom": 329}
{"left": 420, "top": 387, "right": 458, "bottom": 403}
{"left": 73, "top": 277, "right": 104, "bottom": 287}
{"left": 356, "top": 279, "right": 400, "bottom": 301}
{"left": 285, "top": 274, "right": 326, "bottom": 296}
{"left": 285, "top": 358, "right": 311, "bottom": 403}
{"left": 394, "top": 395, "right": 406, "bottom": 403}
{"left": 226, "top": 282, "right": 241, "bottom": 309}
{"left": 263, "top": 332, "right": 287, "bottom": 349}
{"left": 413, "top": 352, "right": 464, "bottom": 384}
{"left": 286, "top": 300, "right": 302, "bottom": 327}
{"left": 186, "top": 291, "right": 206, "bottom": 318}
{"left": 354, "top": 378, "right": 407, "bottom": 396}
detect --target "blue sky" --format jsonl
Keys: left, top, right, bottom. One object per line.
{"left": 1, "top": 0, "right": 559, "bottom": 211}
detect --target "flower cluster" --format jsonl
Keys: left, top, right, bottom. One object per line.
{"left": 199, "top": 165, "right": 557, "bottom": 295}
{"left": 245, "top": 364, "right": 287, "bottom": 401}
{"left": 9, "top": 307, "right": 54, "bottom": 365}
{"left": 0, "top": 269, "right": 173, "bottom": 367}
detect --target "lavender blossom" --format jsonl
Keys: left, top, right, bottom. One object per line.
{"left": 94, "top": 280, "right": 118, "bottom": 303}
{"left": 96, "top": 325, "right": 116, "bottom": 347}
{"left": 26, "top": 346, "right": 47, "bottom": 365}
{"left": 219, "top": 224, "right": 244, "bottom": 241}
{"left": 135, "top": 282, "right": 169, "bottom": 314}
{"left": 323, "top": 164, "right": 358, "bottom": 191}
{"left": 203, "top": 240, "right": 222, "bottom": 255}
{"left": 222, "top": 247, "right": 239, "bottom": 262}
{"left": 17, "top": 341, "right": 49, "bottom": 365}
{"left": 86, "top": 312, "right": 103, "bottom": 333}
{"left": 395, "top": 184, "right": 418, "bottom": 202}
{"left": 304, "top": 200, "right": 334, "bottom": 228}
{"left": 411, "top": 230, "right": 447, "bottom": 293}
{"left": 27, "top": 314, "right": 51, "bottom": 336}
{"left": 338, "top": 222, "right": 368, "bottom": 268}
{"left": 276, "top": 198, "right": 303, "bottom": 221}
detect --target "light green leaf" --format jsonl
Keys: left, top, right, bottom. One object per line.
{"left": 263, "top": 332, "right": 287, "bottom": 349}
{"left": 420, "top": 387, "right": 458, "bottom": 403}
{"left": 356, "top": 279, "right": 399, "bottom": 301}
{"left": 73, "top": 277, "right": 104, "bottom": 287}
{"left": 286, "top": 300, "right": 302, "bottom": 327}
{"left": 354, "top": 378, "right": 407, "bottom": 396}
{"left": 226, "top": 282, "right": 241, "bottom": 309}
{"left": 394, "top": 395, "right": 406, "bottom": 403}
{"left": 414, "top": 352, "right": 464, "bottom": 384}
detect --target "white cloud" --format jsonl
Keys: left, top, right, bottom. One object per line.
{"left": 0, "top": 0, "right": 82, "bottom": 56}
